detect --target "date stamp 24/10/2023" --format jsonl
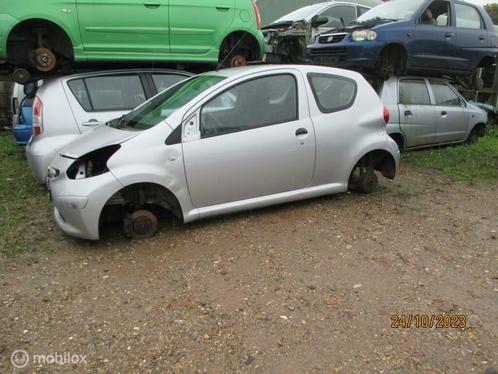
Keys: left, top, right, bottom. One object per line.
{"left": 391, "top": 315, "right": 467, "bottom": 329}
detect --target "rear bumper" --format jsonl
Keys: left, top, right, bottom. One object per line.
{"left": 12, "top": 125, "right": 32, "bottom": 145}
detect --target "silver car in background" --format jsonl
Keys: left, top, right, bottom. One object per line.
{"left": 26, "top": 69, "right": 192, "bottom": 183}
{"left": 380, "top": 77, "right": 488, "bottom": 151}
{"left": 47, "top": 65, "right": 399, "bottom": 240}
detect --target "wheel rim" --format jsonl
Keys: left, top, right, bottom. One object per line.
{"left": 33, "top": 48, "right": 57, "bottom": 72}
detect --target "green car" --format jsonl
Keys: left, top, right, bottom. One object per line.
{"left": 0, "top": 0, "right": 265, "bottom": 83}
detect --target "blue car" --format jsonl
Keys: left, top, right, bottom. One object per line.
{"left": 306, "top": 0, "right": 497, "bottom": 81}
{"left": 12, "top": 83, "right": 36, "bottom": 145}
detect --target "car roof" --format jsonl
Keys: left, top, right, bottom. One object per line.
{"left": 42, "top": 68, "right": 193, "bottom": 83}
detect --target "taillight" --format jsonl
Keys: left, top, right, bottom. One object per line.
{"left": 33, "top": 96, "right": 43, "bottom": 136}
{"left": 383, "top": 106, "right": 390, "bottom": 124}
{"left": 251, "top": 0, "right": 261, "bottom": 30}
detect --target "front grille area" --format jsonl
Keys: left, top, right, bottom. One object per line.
{"left": 309, "top": 47, "right": 347, "bottom": 65}
{"left": 318, "top": 33, "right": 347, "bottom": 44}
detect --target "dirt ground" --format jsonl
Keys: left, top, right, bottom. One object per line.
{"left": 1, "top": 165, "right": 497, "bottom": 373}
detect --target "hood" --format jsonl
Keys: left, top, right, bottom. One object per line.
{"left": 59, "top": 125, "right": 139, "bottom": 159}
{"left": 320, "top": 18, "right": 398, "bottom": 35}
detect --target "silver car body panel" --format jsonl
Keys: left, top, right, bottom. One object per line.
{"left": 48, "top": 65, "right": 400, "bottom": 240}
{"left": 26, "top": 69, "right": 192, "bottom": 183}
{"left": 381, "top": 76, "right": 488, "bottom": 150}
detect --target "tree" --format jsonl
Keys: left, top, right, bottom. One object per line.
{"left": 484, "top": 3, "right": 498, "bottom": 25}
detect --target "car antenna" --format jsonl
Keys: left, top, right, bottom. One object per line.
{"left": 216, "top": 31, "right": 249, "bottom": 71}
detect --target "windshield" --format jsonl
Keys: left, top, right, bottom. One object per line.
{"left": 274, "top": 3, "right": 326, "bottom": 23}
{"left": 110, "top": 75, "right": 226, "bottom": 131}
{"left": 355, "top": 0, "right": 422, "bottom": 23}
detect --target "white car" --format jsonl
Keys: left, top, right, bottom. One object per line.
{"left": 47, "top": 65, "right": 400, "bottom": 240}
{"left": 26, "top": 69, "right": 192, "bottom": 183}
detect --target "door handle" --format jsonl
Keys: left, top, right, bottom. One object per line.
{"left": 479, "top": 35, "right": 486, "bottom": 41}
{"left": 295, "top": 128, "right": 308, "bottom": 136}
{"left": 144, "top": 3, "right": 160, "bottom": 9}
{"left": 404, "top": 110, "right": 412, "bottom": 117}
{"left": 445, "top": 32, "right": 454, "bottom": 38}
{"left": 441, "top": 111, "right": 447, "bottom": 117}
{"left": 82, "top": 119, "right": 103, "bottom": 127}
{"left": 216, "top": 6, "right": 230, "bottom": 11}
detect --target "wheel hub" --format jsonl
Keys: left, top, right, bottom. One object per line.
{"left": 230, "top": 55, "right": 247, "bottom": 67}
{"left": 33, "top": 47, "right": 56, "bottom": 72}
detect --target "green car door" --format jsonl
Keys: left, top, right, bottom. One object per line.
{"left": 169, "top": 0, "right": 235, "bottom": 54}
{"left": 76, "top": 0, "right": 170, "bottom": 54}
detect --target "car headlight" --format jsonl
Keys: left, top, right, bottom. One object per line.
{"left": 66, "top": 145, "right": 120, "bottom": 180}
{"left": 352, "top": 30, "right": 377, "bottom": 42}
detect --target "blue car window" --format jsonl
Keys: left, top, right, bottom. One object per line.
{"left": 455, "top": 3, "right": 482, "bottom": 29}
{"left": 399, "top": 79, "right": 430, "bottom": 105}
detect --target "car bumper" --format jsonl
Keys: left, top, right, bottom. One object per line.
{"left": 48, "top": 157, "right": 123, "bottom": 240}
{"left": 26, "top": 139, "right": 57, "bottom": 184}
{"left": 12, "top": 125, "right": 32, "bottom": 145}
{"left": 306, "top": 40, "right": 384, "bottom": 69}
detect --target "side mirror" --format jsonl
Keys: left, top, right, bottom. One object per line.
{"left": 311, "top": 15, "right": 329, "bottom": 28}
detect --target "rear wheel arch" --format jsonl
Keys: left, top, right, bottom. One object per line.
{"left": 349, "top": 149, "right": 397, "bottom": 181}
{"left": 219, "top": 30, "right": 262, "bottom": 67}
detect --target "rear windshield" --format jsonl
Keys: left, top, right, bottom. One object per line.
{"left": 110, "top": 75, "right": 226, "bottom": 131}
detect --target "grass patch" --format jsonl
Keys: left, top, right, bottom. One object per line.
{"left": 403, "top": 127, "right": 498, "bottom": 184}
{"left": 0, "top": 131, "right": 54, "bottom": 256}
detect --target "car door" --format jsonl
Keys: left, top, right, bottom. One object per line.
{"left": 316, "top": 4, "right": 358, "bottom": 34}
{"left": 182, "top": 72, "right": 315, "bottom": 209}
{"left": 427, "top": 79, "right": 467, "bottom": 143}
{"left": 411, "top": 0, "right": 457, "bottom": 70}
{"left": 451, "top": 2, "right": 487, "bottom": 72}
{"left": 64, "top": 73, "right": 148, "bottom": 133}
{"left": 76, "top": 0, "right": 170, "bottom": 53}
{"left": 397, "top": 78, "right": 437, "bottom": 147}
{"left": 169, "top": 0, "right": 235, "bottom": 54}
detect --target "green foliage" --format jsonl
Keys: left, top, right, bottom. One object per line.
{"left": 403, "top": 128, "right": 498, "bottom": 184}
{"left": 485, "top": 4, "right": 498, "bottom": 25}
{"left": 0, "top": 132, "right": 53, "bottom": 256}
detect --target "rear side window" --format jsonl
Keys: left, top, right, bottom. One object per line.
{"left": 152, "top": 74, "right": 189, "bottom": 93}
{"left": 307, "top": 73, "right": 356, "bottom": 113}
{"left": 455, "top": 3, "right": 482, "bottom": 29}
{"left": 357, "top": 6, "right": 369, "bottom": 16}
{"left": 68, "top": 75, "right": 146, "bottom": 112}
{"left": 429, "top": 80, "right": 461, "bottom": 106}
{"left": 200, "top": 74, "right": 298, "bottom": 138}
{"left": 399, "top": 79, "right": 430, "bottom": 105}
{"left": 68, "top": 79, "right": 92, "bottom": 111}
{"left": 319, "top": 5, "right": 357, "bottom": 28}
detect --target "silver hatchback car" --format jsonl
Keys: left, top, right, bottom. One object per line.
{"left": 380, "top": 77, "right": 488, "bottom": 151}
{"left": 26, "top": 69, "right": 192, "bottom": 183}
{"left": 47, "top": 65, "right": 400, "bottom": 240}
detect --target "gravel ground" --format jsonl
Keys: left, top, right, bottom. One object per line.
{"left": 1, "top": 165, "right": 497, "bottom": 373}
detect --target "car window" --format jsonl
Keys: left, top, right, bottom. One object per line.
{"left": 307, "top": 73, "right": 356, "bottom": 113}
{"left": 355, "top": 0, "right": 420, "bottom": 23}
{"left": 115, "top": 75, "right": 226, "bottom": 131}
{"left": 319, "top": 5, "right": 356, "bottom": 28}
{"left": 200, "top": 74, "right": 298, "bottom": 139}
{"left": 85, "top": 75, "right": 146, "bottom": 111}
{"left": 357, "top": 6, "right": 369, "bottom": 16}
{"left": 420, "top": 0, "right": 451, "bottom": 26}
{"left": 455, "top": 3, "right": 482, "bottom": 29}
{"left": 399, "top": 79, "right": 431, "bottom": 105}
{"left": 68, "top": 79, "right": 92, "bottom": 112}
{"left": 429, "top": 80, "right": 461, "bottom": 106}
{"left": 152, "top": 74, "right": 189, "bottom": 93}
